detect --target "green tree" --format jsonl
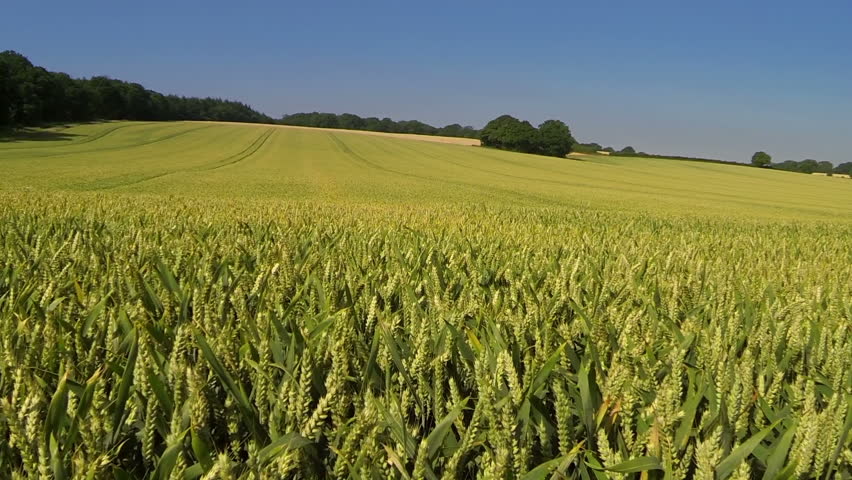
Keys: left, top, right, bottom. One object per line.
{"left": 772, "top": 160, "right": 800, "bottom": 172}
{"left": 751, "top": 151, "right": 772, "bottom": 167}
{"left": 0, "top": 51, "right": 46, "bottom": 124}
{"left": 378, "top": 117, "right": 395, "bottom": 132}
{"left": 122, "top": 82, "right": 153, "bottom": 120}
{"left": 536, "top": 119, "right": 575, "bottom": 157}
{"left": 619, "top": 146, "right": 636, "bottom": 155}
{"left": 396, "top": 120, "right": 438, "bottom": 135}
{"left": 797, "top": 159, "right": 819, "bottom": 173}
{"left": 0, "top": 58, "right": 11, "bottom": 125}
{"left": 480, "top": 115, "right": 540, "bottom": 153}
{"left": 816, "top": 161, "right": 834, "bottom": 174}
{"left": 338, "top": 113, "right": 366, "bottom": 130}
{"left": 834, "top": 162, "right": 852, "bottom": 175}
{"left": 437, "top": 123, "right": 464, "bottom": 137}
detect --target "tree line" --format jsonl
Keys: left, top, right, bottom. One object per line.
{"left": 574, "top": 142, "right": 759, "bottom": 168}
{"left": 0, "top": 50, "right": 271, "bottom": 127}
{"left": 751, "top": 151, "right": 850, "bottom": 175}
{"left": 279, "top": 112, "right": 480, "bottom": 138}
{"left": 2, "top": 50, "right": 578, "bottom": 155}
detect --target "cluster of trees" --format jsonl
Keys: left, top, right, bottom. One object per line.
{"left": 751, "top": 151, "right": 849, "bottom": 175}
{"left": 279, "top": 112, "right": 480, "bottom": 138}
{"left": 479, "top": 115, "right": 575, "bottom": 157}
{"left": 835, "top": 162, "right": 852, "bottom": 175}
{"left": 773, "top": 159, "right": 840, "bottom": 175}
{"left": 0, "top": 50, "right": 271, "bottom": 127}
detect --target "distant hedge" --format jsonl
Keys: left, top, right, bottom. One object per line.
{"left": 771, "top": 159, "right": 836, "bottom": 174}
{"left": 279, "top": 112, "right": 480, "bottom": 139}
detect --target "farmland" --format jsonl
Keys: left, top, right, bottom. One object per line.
{"left": 2, "top": 121, "right": 850, "bottom": 217}
{"left": 1, "top": 121, "right": 852, "bottom": 478}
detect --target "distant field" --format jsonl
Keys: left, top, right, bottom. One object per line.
{"left": 2, "top": 121, "right": 851, "bottom": 478}
{"left": 269, "top": 123, "right": 481, "bottom": 146}
{"left": 1, "top": 121, "right": 849, "bottom": 219}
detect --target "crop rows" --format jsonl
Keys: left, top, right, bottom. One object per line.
{"left": 1, "top": 192, "right": 851, "bottom": 478}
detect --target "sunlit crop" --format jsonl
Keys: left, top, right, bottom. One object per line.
{"left": 1, "top": 122, "right": 851, "bottom": 478}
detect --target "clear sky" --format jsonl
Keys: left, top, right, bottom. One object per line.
{"left": 3, "top": 1, "right": 850, "bottom": 163}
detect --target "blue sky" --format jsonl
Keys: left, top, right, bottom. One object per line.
{"left": 3, "top": 1, "right": 850, "bottom": 162}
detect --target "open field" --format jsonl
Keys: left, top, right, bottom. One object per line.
{"left": 1, "top": 122, "right": 852, "bottom": 478}
{"left": 1, "top": 121, "right": 850, "bottom": 218}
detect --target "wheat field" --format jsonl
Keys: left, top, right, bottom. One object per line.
{"left": 1, "top": 121, "right": 851, "bottom": 479}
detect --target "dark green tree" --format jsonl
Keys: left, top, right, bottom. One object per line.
{"left": 396, "top": 120, "right": 438, "bottom": 135}
{"left": 797, "top": 159, "right": 819, "bottom": 173}
{"left": 536, "top": 119, "right": 575, "bottom": 157}
{"left": 338, "top": 113, "right": 366, "bottom": 130}
{"left": 751, "top": 151, "right": 772, "bottom": 167}
{"left": 772, "top": 160, "right": 799, "bottom": 172}
{"left": 437, "top": 123, "right": 464, "bottom": 137}
{"left": 619, "top": 146, "right": 636, "bottom": 154}
{"left": 816, "top": 161, "right": 834, "bottom": 174}
{"left": 834, "top": 162, "right": 852, "bottom": 175}
{"left": 378, "top": 117, "right": 395, "bottom": 132}
{"left": 480, "top": 115, "right": 540, "bottom": 153}
{"left": 0, "top": 58, "right": 12, "bottom": 125}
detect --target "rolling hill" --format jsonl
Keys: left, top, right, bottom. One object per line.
{"left": 2, "top": 121, "right": 851, "bottom": 478}
{"left": 1, "top": 121, "right": 849, "bottom": 221}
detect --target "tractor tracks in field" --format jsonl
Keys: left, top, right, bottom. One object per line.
{"left": 329, "top": 132, "right": 470, "bottom": 185}
{"left": 327, "top": 133, "right": 397, "bottom": 174}
{"left": 377, "top": 135, "right": 752, "bottom": 204}
{"left": 75, "top": 128, "right": 275, "bottom": 191}
{"left": 375, "top": 137, "right": 565, "bottom": 185}
{"left": 0, "top": 122, "right": 157, "bottom": 151}
{"left": 329, "top": 132, "right": 463, "bottom": 185}
{"left": 28, "top": 124, "right": 217, "bottom": 159}
{"left": 327, "top": 133, "right": 559, "bottom": 206}
{"left": 201, "top": 128, "right": 274, "bottom": 171}
{"left": 354, "top": 134, "right": 545, "bottom": 186}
